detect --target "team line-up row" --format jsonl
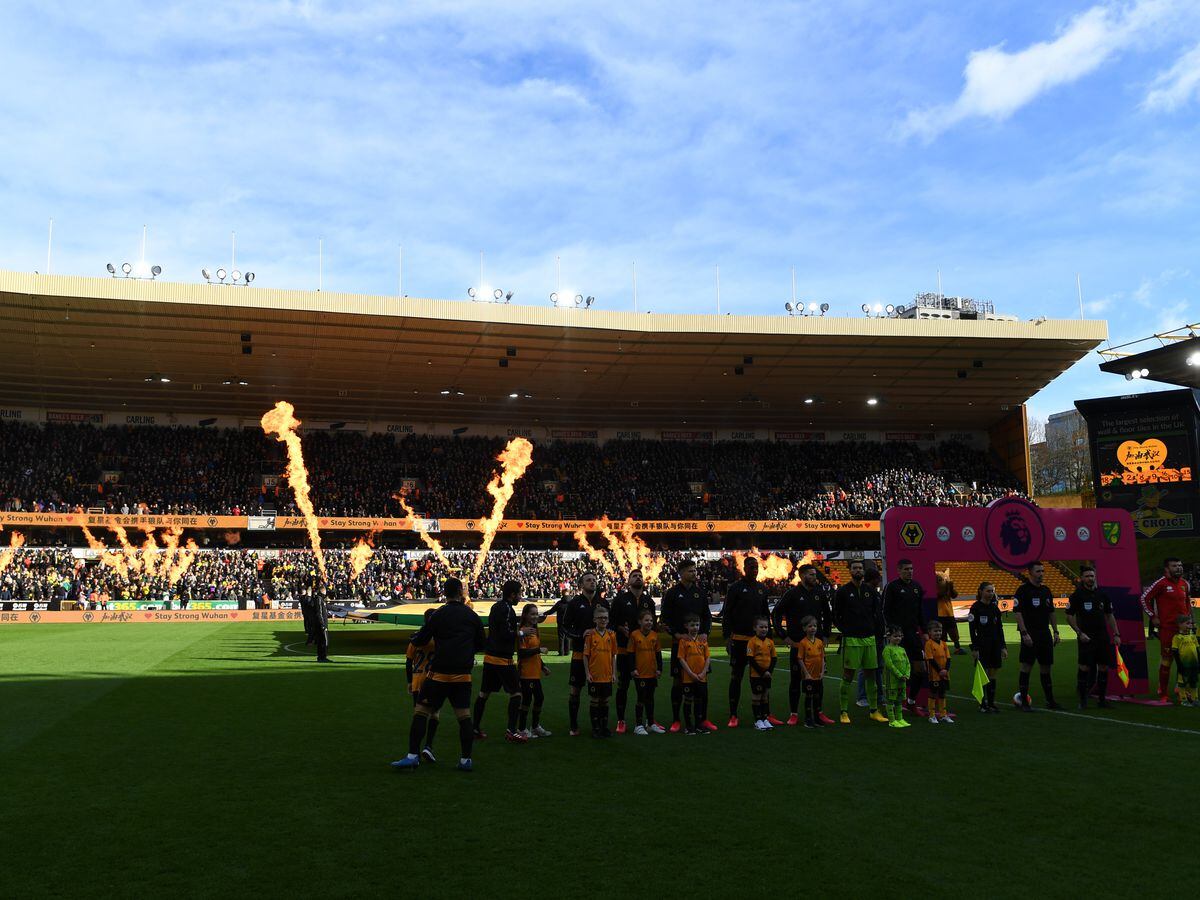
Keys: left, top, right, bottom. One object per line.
{"left": 387, "top": 558, "right": 1200, "bottom": 772}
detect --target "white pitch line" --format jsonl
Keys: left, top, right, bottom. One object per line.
{"left": 281, "top": 641, "right": 402, "bottom": 663}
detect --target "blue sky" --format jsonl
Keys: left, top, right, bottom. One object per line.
{"left": 2, "top": 1, "right": 1198, "bottom": 423}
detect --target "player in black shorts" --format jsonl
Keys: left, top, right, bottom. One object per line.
{"left": 562, "top": 572, "right": 604, "bottom": 736}
{"left": 608, "top": 568, "right": 652, "bottom": 734}
{"left": 720, "top": 556, "right": 769, "bottom": 727}
{"left": 1066, "top": 565, "right": 1120, "bottom": 709}
{"left": 473, "top": 579, "right": 528, "bottom": 742}
{"left": 883, "top": 559, "right": 928, "bottom": 716}
{"left": 1013, "top": 561, "right": 1061, "bottom": 710}
{"left": 659, "top": 558, "right": 711, "bottom": 732}
{"left": 392, "top": 578, "right": 485, "bottom": 773}
{"left": 967, "top": 581, "right": 1007, "bottom": 712}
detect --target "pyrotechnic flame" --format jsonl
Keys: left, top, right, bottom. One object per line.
{"left": 261, "top": 401, "right": 327, "bottom": 580}
{"left": 574, "top": 527, "right": 616, "bottom": 577}
{"left": 471, "top": 437, "right": 534, "bottom": 582}
{"left": 159, "top": 527, "right": 182, "bottom": 576}
{"left": 616, "top": 518, "right": 666, "bottom": 584}
{"left": 733, "top": 547, "right": 811, "bottom": 583}
{"left": 394, "top": 493, "right": 456, "bottom": 573}
{"left": 349, "top": 532, "right": 376, "bottom": 580}
{"left": 168, "top": 539, "right": 199, "bottom": 585}
{"left": 81, "top": 526, "right": 130, "bottom": 580}
{"left": 140, "top": 530, "right": 160, "bottom": 577}
{"left": 787, "top": 549, "right": 819, "bottom": 585}
{"left": 110, "top": 525, "right": 143, "bottom": 576}
{"left": 596, "top": 518, "right": 629, "bottom": 574}
{"left": 574, "top": 518, "right": 666, "bottom": 583}
{"left": 0, "top": 529, "right": 25, "bottom": 574}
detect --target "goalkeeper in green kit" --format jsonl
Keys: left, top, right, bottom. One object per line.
{"left": 883, "top": 625, "right": 911, "bottom": 728}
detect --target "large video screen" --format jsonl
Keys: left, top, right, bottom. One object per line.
{"left": 1077, "top": 390, "right": 1200, "bottom": 538}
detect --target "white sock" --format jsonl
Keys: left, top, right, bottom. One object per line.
{"left": 460, "top": 757, "right": 470, "bottom": 765}
{"left": 406, "top": 752, "right": 418, "bottom": 760}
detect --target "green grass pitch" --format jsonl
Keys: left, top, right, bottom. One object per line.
{"left": 1, "top": 621, "right": 1196, "bottom": 897}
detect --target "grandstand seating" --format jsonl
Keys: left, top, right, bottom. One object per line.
{"left": 0, "top": 421, "right": 1020, "bottom": 520}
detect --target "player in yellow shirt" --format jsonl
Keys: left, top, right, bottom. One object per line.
{"left": 516, "top": 603, "right": 552, "bottom": 738}
{"left": 678, "top": 615, "right": 712, "bottom": 735}
{"left": 629, "top": 611, "right": 666, "bottom": 735}
{"left": 746, "top": 617, "right": 780, "bottom": 730}
{"left": 583, "top": 606, "right": 619, "bottom": 737}
{"left": 1171, "top": 615, "right": 1199, "bottom": 705}
{"left": 924, "top": 620, "right": 952, "bottom": 725}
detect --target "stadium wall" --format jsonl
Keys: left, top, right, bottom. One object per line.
{"left": 988, "top": 404, "right": 1031, "bottom": 494}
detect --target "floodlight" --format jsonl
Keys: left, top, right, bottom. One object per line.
{"left": 202, "top": 268, "right": 211, "bottom": 280}
{"left": 867, "top": 397, "right": 878, "bottom": 406}
{"left": 505, "top": 291, "right": 513, "bottom": 301}
{"left": 121, "top": 262, "right": 132, "bottom": 274}
{"left": 216, "top": 268, "right": 227, "bottom": 280}
{"left": 785, "top": 302, "right": 793, "bottom": 312}
{"left": 820, "top": 303, "right": 830, "bottom": 314}
{"left": 159, "top": 376, "right": 171, "bottom": 383}
{"left": 873, "top": 303, "right": 883, "bottom": 314}
{"left": 885, "top": 304, "right": 895, "bottom": 315}
{"left": 493, "top": 288, "right": 504, "bottom": 300}
{"left": 440, "top": 388, "right": 451, "bottom": 395}
{"left": 245, "top": 272, "right": 255, "bottom": 283}
{"left": 151, "top": 265, "right": 162, "bottom": 277}
{"left": 1188, "top": 352, "right": 1200, "bottom": 367}
{"left": 895, "top": 304, "right": 906, "bottom": 315}
{"left": 550, "top": 292, "right": 559, "bottom": 304}
{"left": 232, "top": 269, "right": 242, "bottom": 282}
{"left": 467, "top": 287, "right": 477, "bottom": 299}
{"left": 803, "top": 397, "right": 814, "bottom": 404}
{"left": 574, "top": 294, "right": 584, "bottom": 305}
{"left": 107, "top": 263, "right": 116, "bottom": 274}
{"left": 585, "top": 296, "right": 594, "bottom": 308}
{"left": 861, "top": 304, "right": 870, "bottom": 314}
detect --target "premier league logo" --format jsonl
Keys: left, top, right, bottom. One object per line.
{"left": 1000, "top": 511, "right": 1032, "bottom": 556}
{"left": 985, "top": 497, "right": 1046, "bottom": 570}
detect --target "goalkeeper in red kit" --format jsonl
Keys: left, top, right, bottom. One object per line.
{"left": 1140, "top": 557, "right": 1194, "bottom": 702}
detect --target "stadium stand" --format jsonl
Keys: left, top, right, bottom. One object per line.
{"left": 0, "top": 421, "right": 1019, "bottom": 519}
{"left": 1, "top": 545, "right": 1094, "bottom": 612}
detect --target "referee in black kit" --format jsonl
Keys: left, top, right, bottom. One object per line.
{"left": 392, "top": 578, "right": 486, "bottom": 773}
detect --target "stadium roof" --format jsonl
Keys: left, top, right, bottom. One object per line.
{"left": 1097, "top": 323, "right": 1200, "bottom": 389}
{"left": 0, "top": 270, "right": 1107, "bottom": 431}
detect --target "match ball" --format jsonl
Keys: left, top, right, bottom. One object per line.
{"left": 1013, "top": 691, "right": 1023, "bottom": 706}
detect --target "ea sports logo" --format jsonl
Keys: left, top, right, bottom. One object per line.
{"left": 1053, "top": 526, "right": 1066, "bottom": 542}
{"left": 961, "top": 526, "right": 976, "bottom": 542}
{"left": 936, "top": 526, "right": 950, "bottom": 542}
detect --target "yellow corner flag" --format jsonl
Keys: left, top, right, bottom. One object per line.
{"left": 971, "top": 660, "right": 990, "bottom": 703}
{"left": 1115, "top": 647, "right": 1130, "bottom": 688}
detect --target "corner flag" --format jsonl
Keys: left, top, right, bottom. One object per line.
{"left": 971, "top": 661, "right": 990, "bottom": 703}
{"left": 1115, "top": 647, "right": 1130, "bottom": 688}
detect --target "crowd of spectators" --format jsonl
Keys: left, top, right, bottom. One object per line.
{"left": 0, "top": 547, "right": 791, "bottom": 607}
{"left": 0, "top": 421, "right": 1020, "bottom": 520}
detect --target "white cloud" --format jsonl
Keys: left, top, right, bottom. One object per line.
{"left": 902, "top": 1, "right": 1172, "bottom": 140}
{"left": 1144, "top": 40, "right": 1200, "bottom": 109}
